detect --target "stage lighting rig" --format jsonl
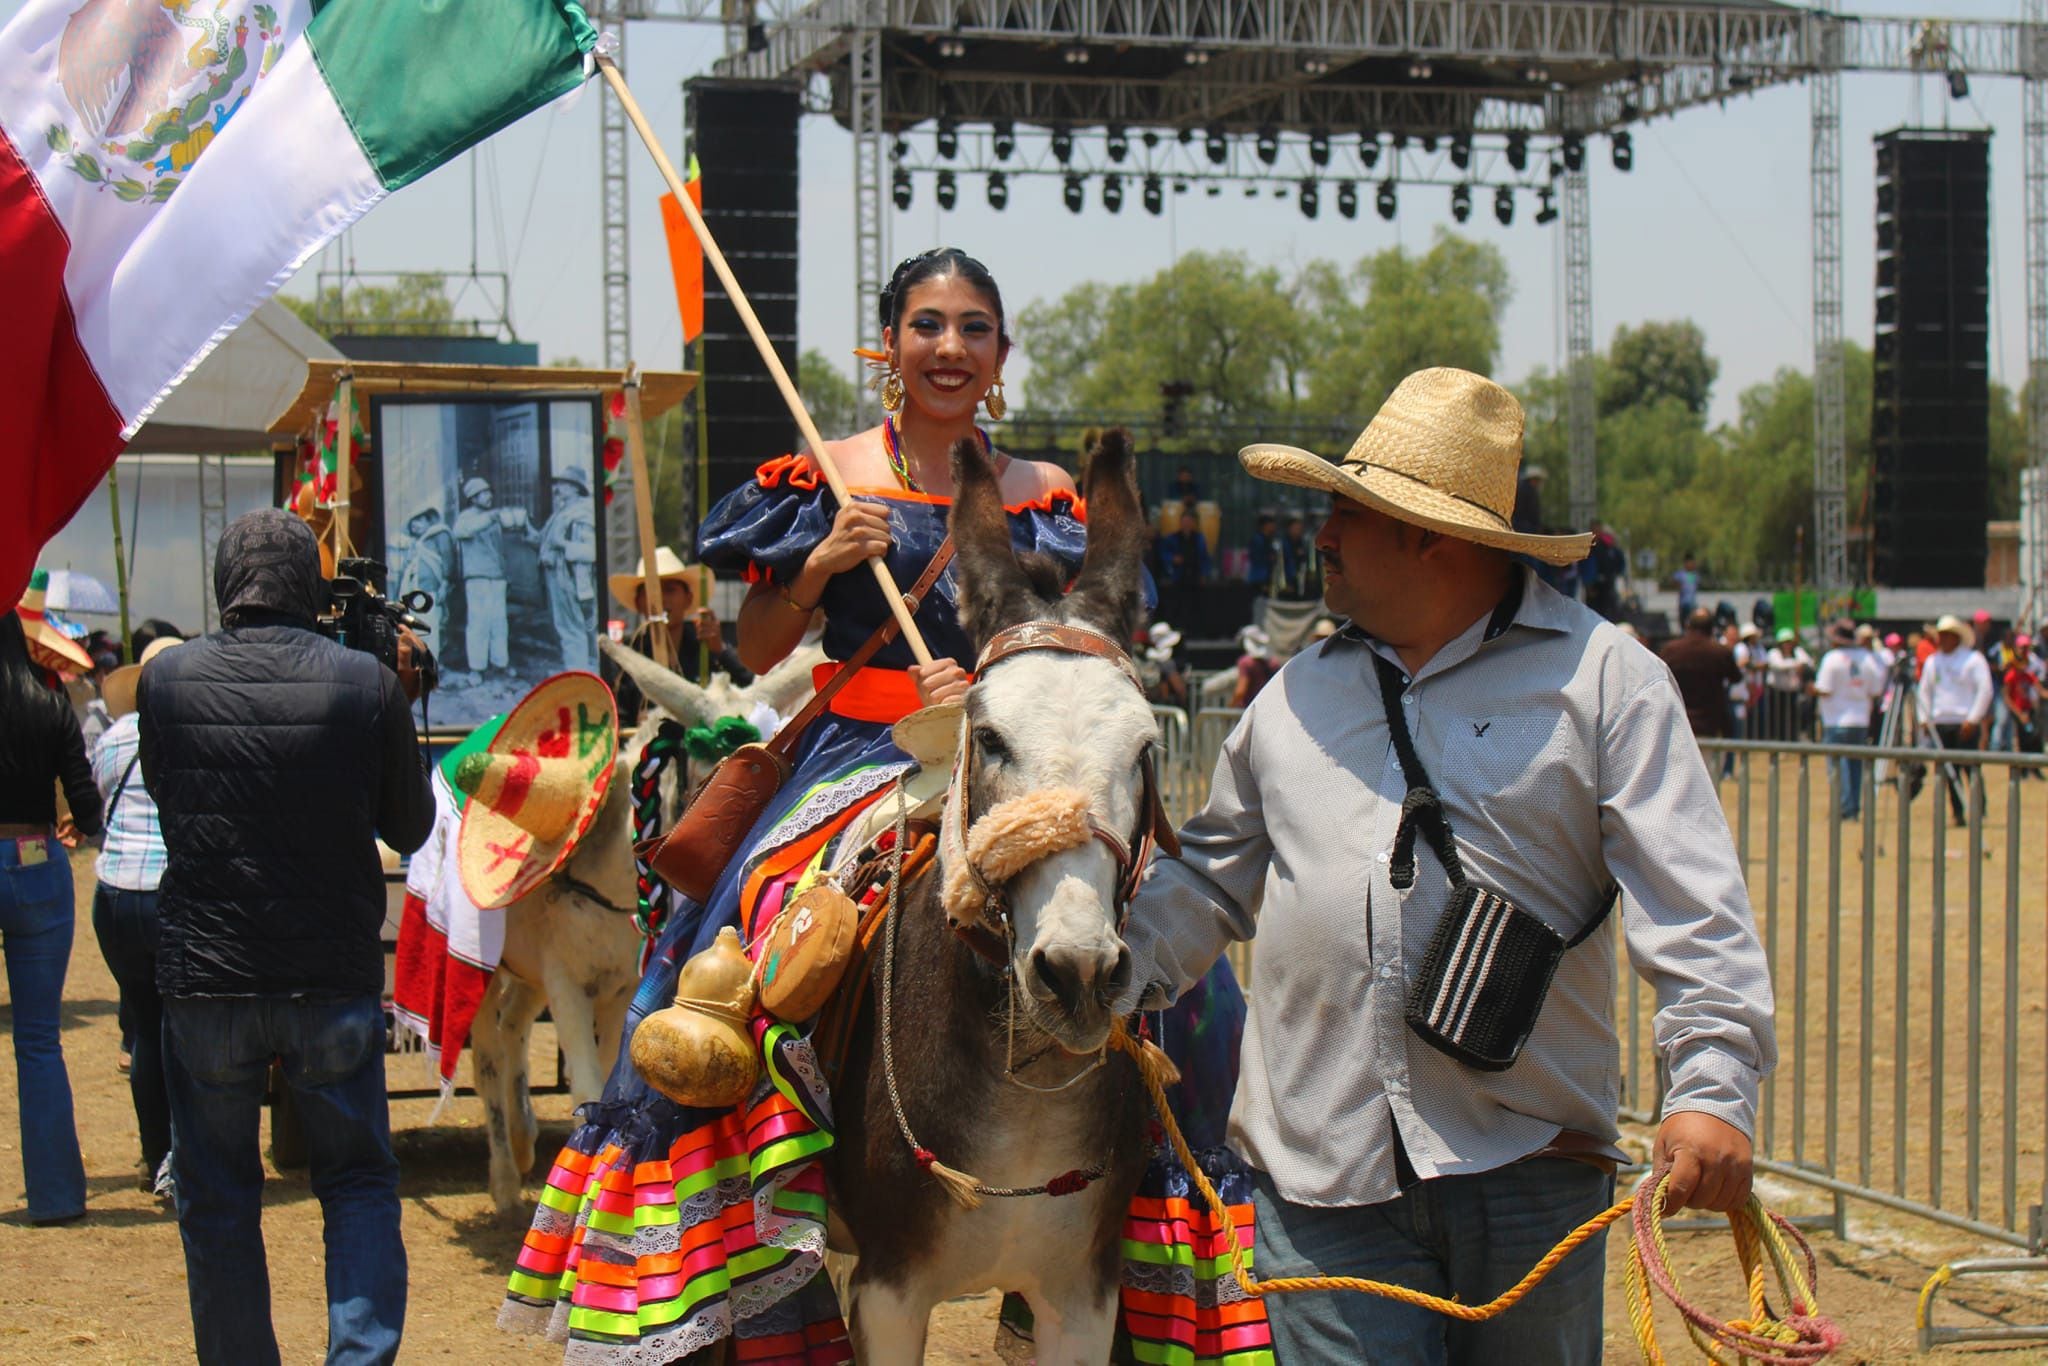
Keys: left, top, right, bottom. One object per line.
{"left": 1051, "top": 127, "right": 1074, "bottom": 163}
{"left": 1205, "top": 128, "right": 1227, "bottom": 165}
{"left": 1309, "top": 129, "right": 1331, "bottom": 166}
{"left": 1494, "top": 185, "right": 1513, "bottom": 226}
{"left": 1299, "top": 179, "right": 1319, "bottom": 219}
{"left": 1358, "top": 132, "right": 1380, "bottom": 169}
{"left": 1611, "top": 131, "right": 1633, "bottom": 172}
{"left": 936, "top": 36, "right": 965, "bottom": 58}
{"left": 1376, "top": 179, "right": 1397, "bottom": 220}
{"left": 891, "top": 168, "right": 912, "bottom": 210}
{"left": 1535, "top": 187, "right": 1559, "bottom": 224}
{"left": 935, "top": 118, "right": 958, "bottom": 160}
{"left": 1302, "top": 55, "right": 1330, "bottom": 76}
{"left": 1256, "top": 127, "right": 1279, "bottom": 165}
{"left": 1506, "top": 132, "right": 1529, "bottom": 172}
{"left": 1336, "top": 180, "right": 1358, "bottom": 219}
{"left": 1449, "top": 134, "right": 1471, "bottom": 170}
{"left": 936, "top": 170, "right": 957, "bottom": 210}
{"left": 1948, "top": 69, "right": 1969, "bottom": 99}
{"left": 1142, "top": 175, "right": 1164, "bottom": 215}
{"left": 992, "top": 121, "right": 1015, "bottom": 161}
{"left": 986, "top": 171, "right": 1008, "bottom": 210}
{"left": 1183, "top": 46, "right": 1211, "bottom": 66}
{"left": 1407, "top": 59, "right": 1433, "bottom": 79}
{"left": 1106, "top": 127, "right": 1130, "bottom": 162}
{"left": 1562, "top": 134, "right": 1585, "bottom": 172}
{"left": 1451, "top": 183, "right": 1472, "bottom": 223}
{"left": 1103, "top": 174, "right": 1124, "bottom": 213}
{"left": 1062, "top": 44, "right": 1089, "bottom": 65}
{"left": 1063, "top": 174, "right": 1084, "bottom": 213}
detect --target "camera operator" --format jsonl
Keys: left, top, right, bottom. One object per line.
{"left": 138, "top": 509, "right": 433, "bottom": 1365}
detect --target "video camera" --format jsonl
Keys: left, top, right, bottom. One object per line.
{"left": 321, "top": 557, "right": 439, "bottom": 695}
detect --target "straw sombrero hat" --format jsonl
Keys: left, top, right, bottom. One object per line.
{"left": 1239, "top": 367, "right": 1593, "bottom": 566}
{"left": 453, "top": 672, "right": 619, "bottom": 909}
{"left": 609, "top": 545, "right": 712, "bottom": 614}
{"left": 103, "top": 636, "right": 184, "bottom": 717}
{"left": 16, "top": 570, "right": 94, "bottom": 673}
{"left": 1934, "top": 614, "right": 1975, "bottom": 649}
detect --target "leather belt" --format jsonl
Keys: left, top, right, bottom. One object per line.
{"left": 1522, "top": 1128, "right": 1623, "bottom": 1175}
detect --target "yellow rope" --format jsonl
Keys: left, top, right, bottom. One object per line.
{"left": 1105, "top": 1023, "right": 1843, "bottom": 1363}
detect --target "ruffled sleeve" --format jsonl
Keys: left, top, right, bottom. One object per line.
{"left": 1012, "top": 490, "right": 1157, "bottom": 614}
{"left": 696, "top": 455, "right": 835, "bottom": 587}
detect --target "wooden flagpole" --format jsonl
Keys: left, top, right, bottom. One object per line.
{"left": 596, "top": 55, "right": 934, "bottom": 667}
{"left": 622, "top": 371, "right": 677, "bottom": 671}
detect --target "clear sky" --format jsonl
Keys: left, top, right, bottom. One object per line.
{"left": 6, "top": 0, "right": 2030, "bottom": 429}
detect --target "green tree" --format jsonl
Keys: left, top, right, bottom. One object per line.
{"left": 280, "top": 274, "right": 457, "bottom": 338}
{"left": 1305, "top": 229, "right": 1513, "bottom": 414}
{"left": 1600, "top": 320, "right": 1717, "bottom": 417}
{"left": 797, "top": 348, "right": 863, "bottom": 439}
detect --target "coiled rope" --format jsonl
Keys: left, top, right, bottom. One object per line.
{"left": 1104, "top": 1023, "right": 1845, "bottom": 1364}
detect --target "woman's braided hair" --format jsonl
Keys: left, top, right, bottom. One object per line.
{"left": 879, "top": 247, "right": 1009, "bottom": 347}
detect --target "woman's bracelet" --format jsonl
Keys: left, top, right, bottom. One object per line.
{"left": 779, "top": 582, "right": 816, "bottom": 615}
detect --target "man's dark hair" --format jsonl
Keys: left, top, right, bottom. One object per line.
{"left": 1688, "top": 607, "right": 1715, "bottom": 633}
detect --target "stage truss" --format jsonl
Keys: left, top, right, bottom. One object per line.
{"left": 605, "top": 0, "right": 2048, "bottom": 589}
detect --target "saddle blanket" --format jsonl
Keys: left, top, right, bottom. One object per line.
{"left": 392, "top": 768, "right": 503, "bottom": 1100}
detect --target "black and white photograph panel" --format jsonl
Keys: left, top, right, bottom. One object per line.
{"left": 380, "top": 396, "right": 602, "bottom": 728}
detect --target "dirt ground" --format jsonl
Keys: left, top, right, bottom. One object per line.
{"left": 8, "top": 820, "right": 2048, "bottom": 1363}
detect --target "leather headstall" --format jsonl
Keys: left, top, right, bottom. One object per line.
{"left": 945, "top": 620, "right": 1179, "bottom": 957}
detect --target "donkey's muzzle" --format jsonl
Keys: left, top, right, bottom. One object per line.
{"left": 1029, "top": 940, "right": 1132, "bottom": 1023}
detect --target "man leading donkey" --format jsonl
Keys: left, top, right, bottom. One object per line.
{"left": 1120, "top": 367, "right": 1776, "bottom": 1363}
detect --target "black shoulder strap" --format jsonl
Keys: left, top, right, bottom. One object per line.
{"left": 106, "top": 753, "right": 141, "bottom": 824}
{"left": 1371, "top": 653, "right": 1466, "bottom": 893}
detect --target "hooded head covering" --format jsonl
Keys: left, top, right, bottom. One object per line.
{"left": 216, "top": 509, "right": 323, "bottom": 628}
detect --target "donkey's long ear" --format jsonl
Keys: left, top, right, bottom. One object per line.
{"left": 950, "top": 437, "right": 1049, "bottom": 651}
{"left": 1063, "top": 427, "right": 1145, "bottom": 644}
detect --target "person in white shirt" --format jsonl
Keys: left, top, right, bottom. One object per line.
{"left": 1761, "top": 628, "right": 1814, "bottom": 741}
{"left": 1722, "top": 622, "right": 1758, "bottom": 779}
{"left": 1918, "top": 614, "right": 1995, "bottom": 826}
{"left": 1813, "top": 620, "right": 1886, "bottom": 820}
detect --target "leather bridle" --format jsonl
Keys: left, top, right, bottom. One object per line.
{"left": 945, "top": 620, "right": 1180, "bottom": 962}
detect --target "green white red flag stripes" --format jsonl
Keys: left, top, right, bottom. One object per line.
{"left": 0, "top": 0, "right": 596, "bottom": 608}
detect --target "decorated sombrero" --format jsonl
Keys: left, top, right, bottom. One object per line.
{"left": 16, "top": 570, "right": 93, "bottom": 674}
{"left": 453, "top": 672, "right": 619, "bottom": 909}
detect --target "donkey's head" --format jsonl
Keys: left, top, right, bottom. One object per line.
{"left": 947, "top": 428, "right": 1160, "bottom": 1052}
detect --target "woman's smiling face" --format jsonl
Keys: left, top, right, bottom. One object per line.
{"left": 885, "top": 273, "right": 1008, "bottom": 424}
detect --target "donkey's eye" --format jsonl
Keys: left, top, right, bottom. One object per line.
{"left": 974, "top": 726, "right": 1011, "bottom": 763}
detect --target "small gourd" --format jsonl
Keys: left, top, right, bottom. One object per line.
{"left": 630, "top": 927, "right": 759, "bottom": 1107}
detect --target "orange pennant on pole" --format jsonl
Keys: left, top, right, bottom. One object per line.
{"left": 659, "top": 157, "right": 705, "bottom": 345}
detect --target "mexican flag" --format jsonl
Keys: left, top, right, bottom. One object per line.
{"left": 0, "top": 0, "right": 597, "bottom": 608}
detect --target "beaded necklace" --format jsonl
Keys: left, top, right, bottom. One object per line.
{"left": 883, "top": 415, "right": 992, "bottom": 494}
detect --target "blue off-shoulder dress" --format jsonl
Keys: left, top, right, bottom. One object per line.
{"left": 501, "top": 454, "right": 1257, "bottom": 1366}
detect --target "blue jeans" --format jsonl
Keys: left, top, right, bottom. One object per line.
{"left": 0, "top": 834, "right": 86, "bottom": 1222}
{"left": 93, "top": 884, "right": 170, "bottom": 1174}
{"left": 163, "top": 995, "right": 405, "bottom": 1365}
{"left": 1823, "top": 724, "right": 1868, "bottom": 819}
{"left": 1253, "top": 1159, "right": 1612, "bottom": 1364}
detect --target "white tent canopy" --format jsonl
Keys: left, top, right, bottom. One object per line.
{"left": 127, "top": 299, "right": 343, "bottom": 454}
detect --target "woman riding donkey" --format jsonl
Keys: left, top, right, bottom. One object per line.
{"left": 501, "top": 249, "right": 1249, "bottom": 1363}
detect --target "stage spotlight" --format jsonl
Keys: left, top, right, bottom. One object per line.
{"left": 1535, "top": 187, "right": 1559, "bottom": 224}
{"left": 892, "top": 138, "right": 908, "bottom": 161}
{"left": 1309, "top": 129, "right": 1330, "bottom": 166}
{"left": 1244, "top": 183, "right": 1258, "bottom": 198}
{"left": 891, "top": 168, "right": 912, "bottom": 210}
{"left": 1336, "top": 180, "right": 1358, "bottom": 219}
{"left": 1562, "top": 133, "right": 1585, "bottom": 172}
{"left": 1143, "top": 131, "right": 1160, "bottom": 149}
{"left": 1256, "top": 126, "right": 1279, "bottom": 165}
{"left": 1206, "top": 184, "right": 1222, "bottom": 197}
{"left": 1506, "top": 131, "right": 1529, "bottom": 172}
{"left": 986, "top": 171, "right": 1009, "bottom": 210}
{"left": 1063, "top": 43, "right": 1089, "bottom": 65}
{"left": 1358, "top": 131, "right": 1380, "bottom": 169}
{"left": 935, "top": 117, "right": 958, "bottom": 160}
{"left": 1063, "top": 173, "right": 1084, "bottom": 213}
{"left": 1948, "top": 69, "right": 1969, "bottom": 100}
{"left": 1494, "top": 185, "right": 1513, "bottom": 226}
{"left": 992, "top": 120, "right": 1016, "bottom": 160}
{"left": 936, "top": 36, "right": 966, "bottom": 58}
{"left": 1376, "top": 179, "right": 1397, "bottom": 220}
{"left": 1051, "top": 127, "right": 1074, "bottom": 163}
{"left": 1611, "top": 131, "right": 1632, "bottom": 172}
{"left": 1407, "top": 59, "right": 1433, "bottom": 79}
{"left": 1173, "top": 180, "right": 1190, "bottom": 194}
{"left": 1451, "top": 183, "right": 1472, "bottom": 223}
{"left": 1142, "top": 175, "right": 1164, "bottom": 215}
{"left": 1103, "top": 174, "right": 1124, "bottom": 213}
{"left": 1106, "top": 126, "right": 1130, "bottom": 162}
{"left": 1302, "top": 55, "right": 1330, "bottom": 76}
{"left": 935, "top": 170, "right": 957, "bottom": 210}
{"left": 746, "top": 21, "right": 768, "bottom": 52}
{"left": 1299, "top": 179, "right": 1319, "bottom": 219}
{"left": 1205, "top": 127, "right": 1227, "bottom": 164}
{"left": 1184, "top": 46, "right": 1211, "bottom": 66}
{"left": 1450, "top": 133, "right": 1471, "bottom": 170}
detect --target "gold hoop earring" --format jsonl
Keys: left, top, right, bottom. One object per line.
{"left": 880, "top": 370, "right": 905, "bottom": 414}
{"left": 983, "top": 377, "right": 1008, "bottom": 421}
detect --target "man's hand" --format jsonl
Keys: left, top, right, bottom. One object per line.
{"left": 691, "top": 604, "right": 724, "bottom": 652}
{"left": 396, "top": 626, "right": 425, "bottom": 702}
{"left": 1653, "top": 1112, "right": 1753, "bottom": 1213}
{"left": 54, "top": 816, "right": 81, "bottom": 850}
{"left": 1960, "top": 720, "right": 1982, "bottom": 744}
